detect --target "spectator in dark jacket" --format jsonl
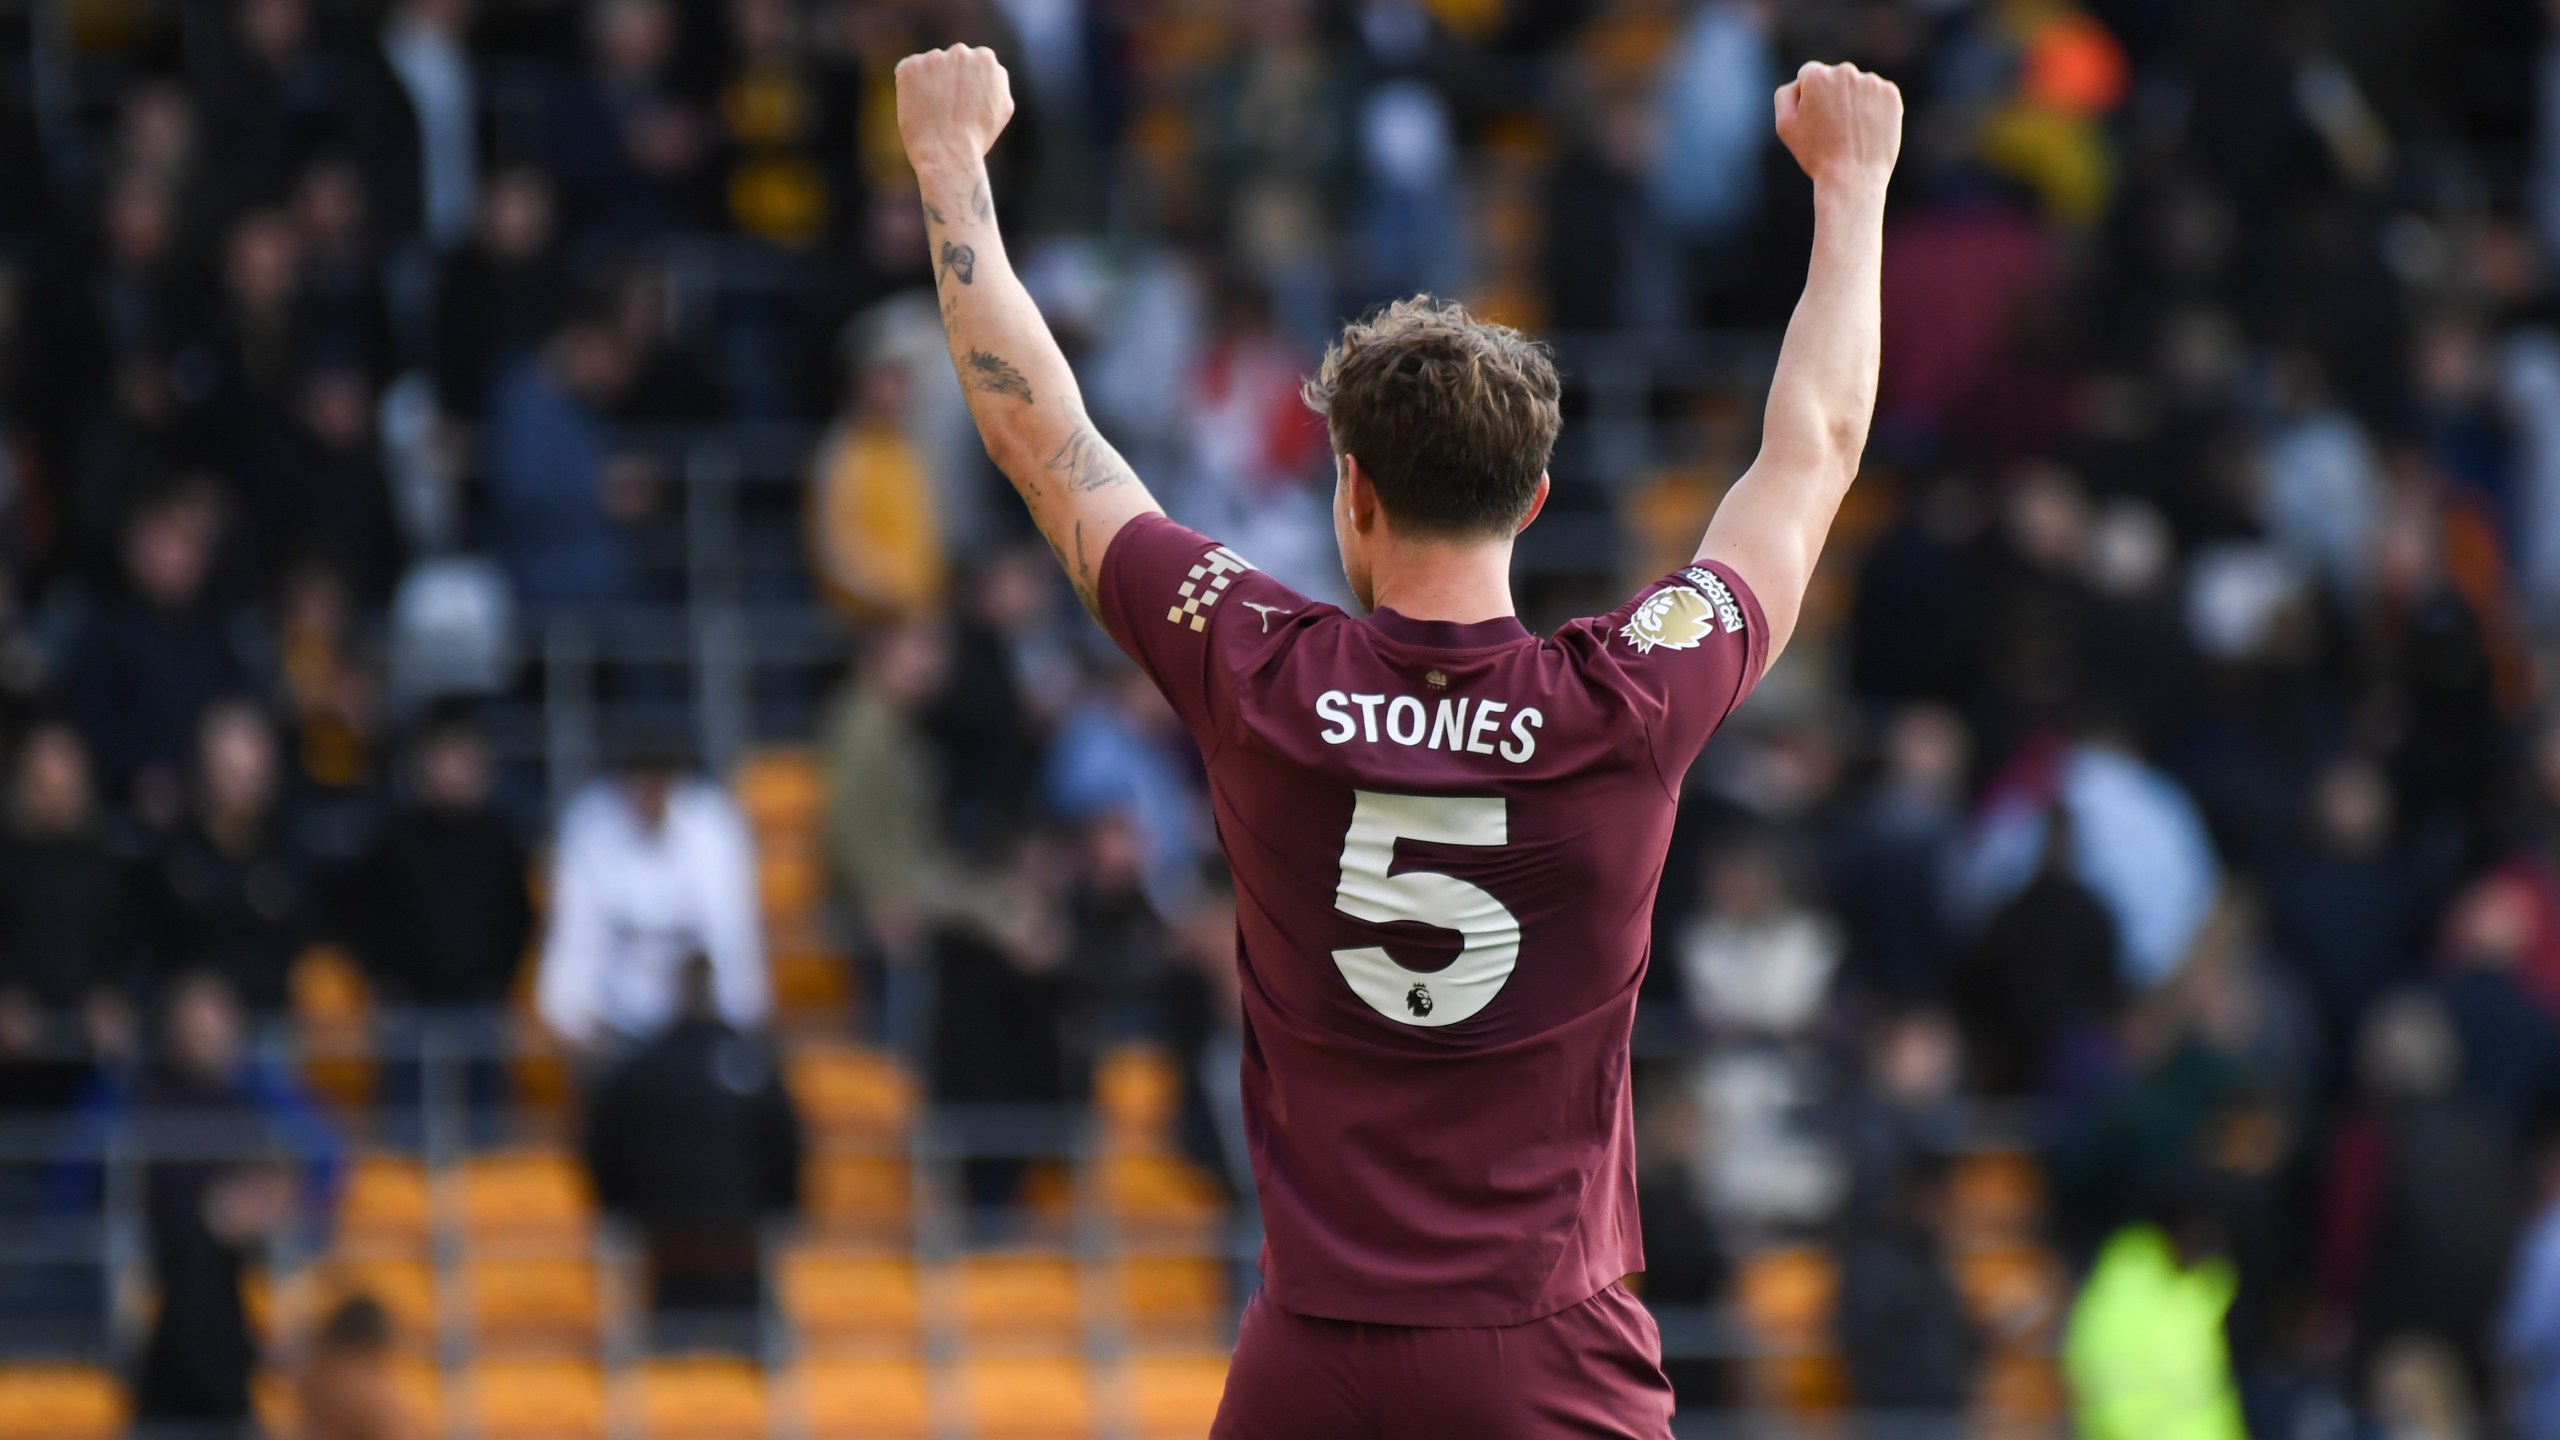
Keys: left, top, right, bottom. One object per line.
{"left": 1834, "top": 1155, "right": 1983, "bottom": 1420}
{"left": 346, "top": 712, "right": 529, "bottom": 1011}
{"left": 1954, "top": 809, "right": 2124, "bottom": 1098}
{"left": 584, "top": 957, "right": 802, "bottom": 1326}
{"left": 430, "top": 166, "right": 571, "bottom": 420}
{"left": 67, "top": 969, "right": 342, "bottom": 1433}
{"left": 139, "top": 699, "right": 315, "bottom": 1012}
{"left": 65, "top": 480, "right": 250, "bottom": 818}
{"left": 0, "top": 722, "right": 139, "bottom": 1111}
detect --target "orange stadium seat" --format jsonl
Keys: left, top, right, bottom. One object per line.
{"left": 1976, "top": 1349, "right": 2066, "bottom": 1423}
{"left": 1124, "top": 1352, "right": 1229, "bottom": 1440}
{"left": 807, "top": 1153, "right": 913, "bottom": 1236}
{"left": 465, "top": 1357, "right": 609, "bottom": 1440}
{"left": 789, "top": 1047, "right": 918, "bottom": 1146}
{"left": 0, "top": 1363, "right": 126, "bottom": 1439}
{"left": 456, "top": 1149, "right": 595, "bottom": 1249}
{"left": 948, "top": 1254, "right": 1085, "bottom": 1347}
{"left": 337, "top": 1155, "right": 433, "bottom": 1252}
{"left": 957, "top": 1355, "right": 1096, "bottom": 1439}
{"left": 735, "top": 747, "right": 825, "bottom": 833}
{"left": 1955, "top": 1244, "right": 2066, "bottom": 1347}
{"left": 292, "top": 945, "right": 377, "bottom": 1108}
{"left": 633, "top": 1355, "right": 768, "bottom": 1438}
{"left": 1099, "top": 1152, "right": 1227, "bottom": 1240}
{"left": 1114, "top": 1255, "right": 1227, "bottom": 1342}
{"left": 462, "top": 1255, "right": 603, "bottom": 1348}
{"left": 1946, "top": 1151, "right": 2047, "bottom": 1245}
{"left": 783, "top": 1250, "right": 922, "bottom": 1346}
{"left": 1736, "top": 1247, "right": 1837, "bottom": 1346}
{"left": 796, "top": 1356, "right": 932, "bottom": 1439}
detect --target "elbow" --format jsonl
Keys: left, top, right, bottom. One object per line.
{"left": 1821, "top": 412, "right": 1870, "bottom": 480}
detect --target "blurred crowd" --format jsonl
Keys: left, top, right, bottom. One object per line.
{"left": 0, "top": 0, "right": 2559, "bottom": 1435}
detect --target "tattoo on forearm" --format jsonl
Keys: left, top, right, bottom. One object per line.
{"left": 939, "top": 241, "right": 976, "bottom": 286}
{"left": 1042, "top": 415, "right": 1136, "bottom": 493}
{"left": 971, "top": 178, "right": 992, "bottom": 222}
{"left": 964, "top": 349, "right": 1034, "bottom": 405}
{"left": 922, "top": 199, "right": 946, "bottom": 226}
{"left": 1043, "top": 522, "right": 1104, "bottom": 625}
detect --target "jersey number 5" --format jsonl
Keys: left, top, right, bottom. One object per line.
{"left": 1331, "top": 791, "right": 1521, "bottom": 1028}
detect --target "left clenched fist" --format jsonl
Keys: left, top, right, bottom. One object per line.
{"left": 895, "top": 45, "right": 1016, "bottom": 175}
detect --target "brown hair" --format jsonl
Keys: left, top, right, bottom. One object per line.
{"left": 1301, "top": 296, "right": 1562, "bottom": 538}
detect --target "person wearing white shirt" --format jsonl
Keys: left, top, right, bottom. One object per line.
{"left": 536, "top": 749, "right": 768, "bottom": 1048}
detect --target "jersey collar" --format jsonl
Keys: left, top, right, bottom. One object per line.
{"left": 1363, "top": 607, "right": 1533, "bottom": 648}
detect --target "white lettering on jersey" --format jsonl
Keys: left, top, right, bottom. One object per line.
{"left": 1315, "top": 690, "right": 1356, "bottom": 744}
{"left": 1307, "top": 693, "right": 1541, "bottom": 764}
{"left": 1427, "top": 697, "right": 1468, "bottom": 751}
{"left": 1386, "top": 696, "right": 1427, "bottom": 746}
{"left": 1165, "top": 545, "right": 1254, "bottom": 633}
{"left": 1501, "top": 707, "right": 1543, "bottom": 763}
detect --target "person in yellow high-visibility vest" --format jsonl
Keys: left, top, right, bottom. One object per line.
{"left": 2063, "top": 1198, "right": 2249, "bottom": 1440}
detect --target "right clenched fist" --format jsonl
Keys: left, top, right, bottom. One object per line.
{"left": 1775, "top": 62, "right": 1904, "bottom": 190}
{"left": 895, "top": 44, "right": 1016, "bottom": 175}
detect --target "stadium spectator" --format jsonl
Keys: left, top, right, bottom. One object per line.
{"left": 345, "top": 710, "right": 531, "bottom": 1009}
{"left": 2063, "top": 1179, "right": 2247, "bottom": 1440}
{"left": 138, "top": 698, "right": 313, "bottom": 1013}
{"left": 2319, "top": 992, "right": 2524, "bottom": 1414}
{"left": 807, "top": 314, "right": 950, "bottom": 619}
{"left": 481, "top": 300, "right": 653, "bottom": 612}
{"left": 819, "top": 617, "right": 951, "bottom": 1013}
{"left": 583, "top": 956, "right": 802, "bottom": 1329}
{"left": 2503, "top": 1129, "right": 2560, "bottom": 1440}
{"left": 0, "top": 722, "right": 136, "bottom": 1060}
{"left": 1952, "top": 810, "right": 2123, "bottom": 1098}
{"left": 64, "top": 481, "right": 251, "bottom": 817}
{"left": 542, "top": 0, "right": 711, "bottom": 242}
{"left": 1832, "top": 1155, "right": 1980, "bottom": 1420}
{"left": 246, "top": 360, "right": 410, "bottom": 610}
{"left": 535, "top": 727, "right": 766, "bottom": 1049}
{"left": 430, "top": 165, "right": 571, "bottom": 420}
{"left": 78, "top": 970, "right": 341, "bottom": 1434}
{"left": 354, "top": 0, "right": 480, "bottom": 251}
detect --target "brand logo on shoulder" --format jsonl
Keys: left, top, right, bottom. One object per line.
{"left": 1680, "top": 567, "right": 1747, "bottom": 634}
{"left": 1619, "top": 585, "right": 1717, "bottom": 654}
{"left": 1165, "top": 546, "right": 1254, "bottom": 632}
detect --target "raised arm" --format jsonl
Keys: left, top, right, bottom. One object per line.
{"left": 893, "top": 46, "right": 1163, "bottom": 619}
{"left": 1695, "top": 62, "right": 1903, "bottom": 665}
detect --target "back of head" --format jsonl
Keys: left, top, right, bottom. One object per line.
{"left": 1303, "top": 297, "right": 1561, "bottom": 539}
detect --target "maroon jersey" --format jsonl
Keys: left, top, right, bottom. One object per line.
{"left": 1097, "top": 514, "right": 1767, "bottom": 1326}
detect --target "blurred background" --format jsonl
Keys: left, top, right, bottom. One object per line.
{"left": 0, "top": 0, "right": 2552, "bottom": 1437}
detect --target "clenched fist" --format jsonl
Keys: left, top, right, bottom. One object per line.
{"left": 896, "top": 45, "right": 1016, "bottom": 175}
{"left": 1775, "top": 62, "right": 1904, "bottom": 190}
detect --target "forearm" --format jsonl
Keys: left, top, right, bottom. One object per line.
{"left": 1697, "top": 177, "right": 1888, "bottom": 654}
{"left": 913, "top": 156, "right": 1159, "bottom": 613}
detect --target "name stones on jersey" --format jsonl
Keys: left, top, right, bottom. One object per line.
{"left": 1166, "top": 545, "right": 1256, "bottom": 632}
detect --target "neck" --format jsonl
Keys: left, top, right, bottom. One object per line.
{"left": 1364, "top": 533, "right": 1518, "bottom": 625}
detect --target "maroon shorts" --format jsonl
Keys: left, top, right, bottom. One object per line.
{"left": 1210, "top": 1281, "right": 1675, "bottom": 1439}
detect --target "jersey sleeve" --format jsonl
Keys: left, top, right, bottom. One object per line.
{"left": 1571, "top": 560, "right": 1770, "bottom": 791}
{"left": 1094, "top": 513, "right": 1312, "bottom": 757}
